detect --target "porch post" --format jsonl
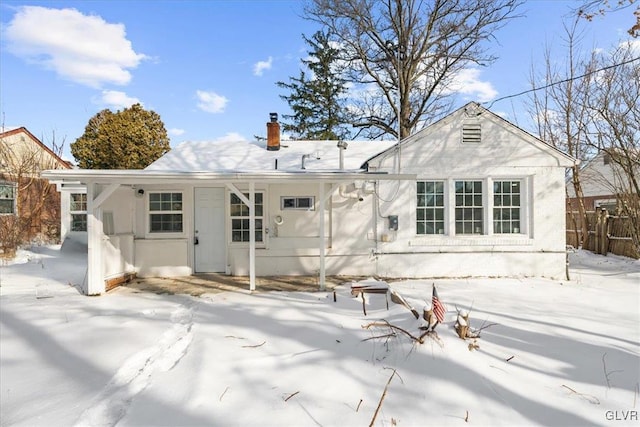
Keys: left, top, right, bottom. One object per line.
{"left": 319, "top": 182, "right": 326, "bottom": 291}
{"left": 86, "top": 182, "right": 103, "bottom": 295}
{"left": 85, "top": 183, "right": 119, "bottom": 296}
{"left": 249, "top": 181, "right": 256, "bottom": 291}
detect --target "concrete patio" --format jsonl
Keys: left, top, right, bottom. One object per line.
{"left": 118, "top": 274, "right": 370, "bottom": 296}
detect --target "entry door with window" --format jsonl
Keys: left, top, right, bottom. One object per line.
{"left": 194, "top": 188, "right": 225, "bottom": 272}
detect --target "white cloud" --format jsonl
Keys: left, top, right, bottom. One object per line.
{"left": 449, "top": 68, "right": 498, "bottom": 103}
{"left": 253, "top": 56, "right": 273, "bottom": 76}
{"left": 98, "top": 90, "right": 141, "bottom": 109}
{"left": 212, "top": 132, "right": 247, "bottom": 142}
{"left": 196, "top": 90, "right": 228, "bottom": 113}
{"left": 3, "top": 6, "right": 147, "bottom": 88}
{"left": 168, "top": 128, "right": 185, "bottom": 136}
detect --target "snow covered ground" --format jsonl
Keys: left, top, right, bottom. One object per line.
{"left": 1, "top": 245, "right": 639, "bottom": 427}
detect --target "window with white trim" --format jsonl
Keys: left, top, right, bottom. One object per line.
{"left": 416, "top": 181, "right": 445, "bottom": 234}
{"left": 149, "top": 192, "right": 183, "bottom": 233}
{"left": 70, "top": 193, "right": 87, "bottom": 231}
{"left": 230, "top": 192, "right": 264, "bottom": 242}
{"left": 455, "top": 180, "right": 483, "bottom": 234}
{"left": 281, "top": 196, "right": 315, "bottom": 210}
{"left": 0, "top": 182, "right": 16, "bottom": 215}
{"left": 493, "top": 181, "right": 521, "bottom": 234}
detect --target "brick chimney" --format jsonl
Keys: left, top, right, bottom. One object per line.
{"left": 266, "top": 112, "right": 280, "bottom": 151}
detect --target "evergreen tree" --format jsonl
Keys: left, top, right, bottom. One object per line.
{"left": 71, "top": 103, "right": 170, "bottom": 169}
{"left": 277, "top": 31, "right": 350, "bottom": 140}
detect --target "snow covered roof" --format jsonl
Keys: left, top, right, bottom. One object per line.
{"left": 146, "top": 139, "right": 398, "bottom": 173}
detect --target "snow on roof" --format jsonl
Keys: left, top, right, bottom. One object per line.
{"left": 146, "top": 139, "right": 398, "bottom": 172}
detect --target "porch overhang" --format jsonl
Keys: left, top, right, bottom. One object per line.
{"left": 42, "top": 169, "right": 416, "bottom": 184}
{"left": 43, "top": 168, "right": 416, "bottom": 295}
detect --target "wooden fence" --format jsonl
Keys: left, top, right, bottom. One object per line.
{"left": 566, "top": 210, "right": 639, "bottom": 259}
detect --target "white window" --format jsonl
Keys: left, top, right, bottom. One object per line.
{"left": 0, "top": 182, "right": 16, "bottom": 215}
{"left": 149, "top": 192, "right": 183, "bottom": 233}
{"left": 230, "top": 192, "right": 264, "bottom": 242}
{"left": 281, "top": 196, "right": 315, "bottom": 210}
{"left": 416, "top": 181, "right": 445, "bottom": 234}
{"left": 416, "top": 178, "right": 529, "bottom": 237}
{"left": 70, "top": 193, "right": 87, "bottom": 232}
{"left": 493, "top": 181, "right": 521, "bottom": 234}
{"left": 455, "top": 180, "right": 484, "bottom": 234}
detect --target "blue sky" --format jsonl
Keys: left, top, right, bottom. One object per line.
{"left": 0, "top": 0, "right": 635, "bottom": 161}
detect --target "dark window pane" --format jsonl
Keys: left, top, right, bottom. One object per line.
{"left": 0, "top": 200, "right": 14, "bottom": 214}
{"left": 71, "top": 214, "right": 87, "bottom": 232}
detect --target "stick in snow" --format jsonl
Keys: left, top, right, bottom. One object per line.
{"left": 284, "top": 391, "right": 299, "bottom": 402}
{"left": 219, "top": 386, "right": 229, "bottom": 401}
{"left": 242, "top": 341, "right": 266, "bottom": 348}
{"left": 369, "top": 369, "right": 398, "bottom": 427}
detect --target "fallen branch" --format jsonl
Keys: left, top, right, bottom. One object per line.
{"left": 284, "top": 391, "right": 299, "bottom": 402}
{"left": 475, "top": 320, "right": 498, "bottom": 335}
{"left": 362, "top": 332, "right": 397, "bottom": 342}
{"left": 356, "top": 399, "right": 363, "bottom": 412}
{"left": 363, "top": 320, "right": 422, "bottom": 343}
{"left": 561, "top": 384, "right": 600, "bottom": 405}
{"left": 506, "top": 356, "right": 515, "bottom": 362}
{"left": 219, "top": 386, "right": 229, "bottom": 401}
{"left": 602, "top": 352, "right": 624, "bottom": 389}
{"left": 369, "top": 369, "right": 398, "bottom": 427}
{"left": 242, "top": 341, "right": 266, "bottom": 348}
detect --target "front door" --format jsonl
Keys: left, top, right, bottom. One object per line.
{"left": 194, "top": 187, "right": 225, "bottom": 272}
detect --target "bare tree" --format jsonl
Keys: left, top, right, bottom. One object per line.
{"left": 0, "top": 130, "right": 66, "bottom": 256}
{"left": 576, "top": 0, "right": 639, "bottom": 37}
{"left": 528, "top": 19, "right": 597, "bottom": 248}
{"left": 304, "top": 0, "right": 523, "bottom": 139}
{"left": 586, "top": 41, "right": 640, "bottom": 253}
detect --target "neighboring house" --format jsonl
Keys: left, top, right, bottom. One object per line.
{"left": 0, "top": 127, "right": 71, "bottom": 253}
{"left": 566, "top": 151, "right": 633, "bottom": 212}
{"left": 43, "top": 102, "right": 575, "bottom": 295}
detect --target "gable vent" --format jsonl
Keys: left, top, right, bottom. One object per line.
{"left": 462, "top": 122, "right": 482, "bottom": 144}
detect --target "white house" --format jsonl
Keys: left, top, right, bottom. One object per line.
{"left": 44, "top": 103, "right": 575, "bottom": 295}
{"left": 566, "top": 151, "right": 635, "bottom": 213}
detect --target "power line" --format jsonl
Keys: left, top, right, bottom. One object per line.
{"left": 483, "top": 56, "right": 640, "bottom": 109}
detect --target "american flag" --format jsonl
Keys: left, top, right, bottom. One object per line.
{"left": 432, "top": 284, "right": 446, "bottom": 323}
